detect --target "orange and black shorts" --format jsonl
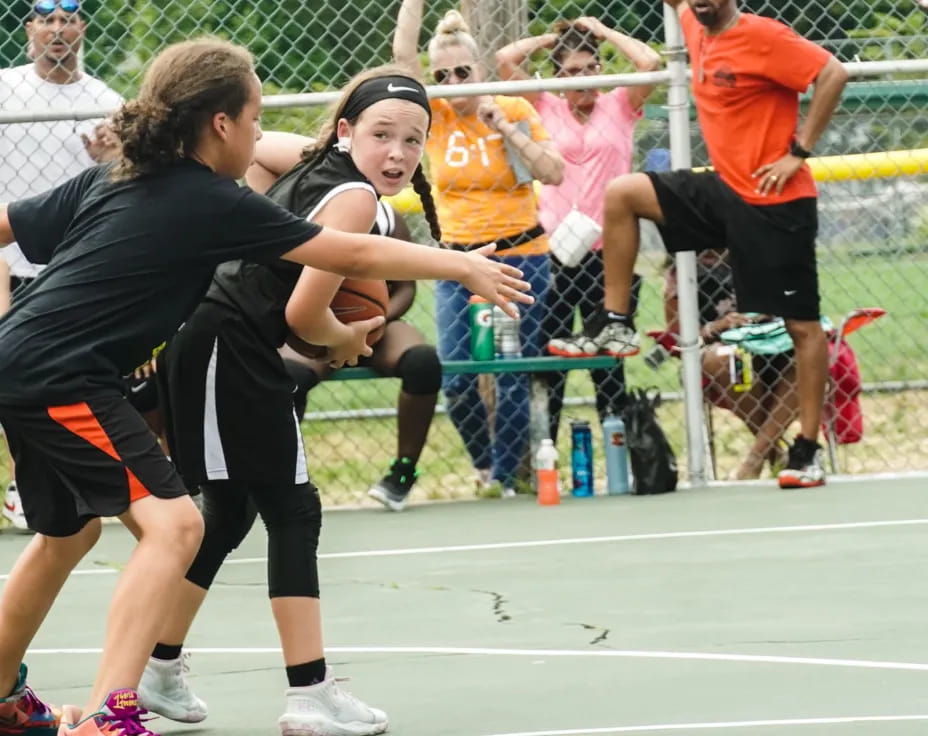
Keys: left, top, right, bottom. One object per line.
{"left": 0, "top": 396, "right": 188, "bottom": 536}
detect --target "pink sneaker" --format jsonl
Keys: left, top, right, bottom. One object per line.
{"left": 58, "top": 689, "right": 157, "bottom": 736}
{"left": 0, "top": 663, "right": 62, "bottom": 735}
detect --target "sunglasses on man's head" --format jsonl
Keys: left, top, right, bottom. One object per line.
{"left": 432, "top": 65, "right": 473, "bottom": 84}
{"left": 34, "top": 0, "right": 80, "bottom": 16}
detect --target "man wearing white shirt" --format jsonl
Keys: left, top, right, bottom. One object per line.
{"left": 1, "top": 0, "right": 123, "bottom": 529}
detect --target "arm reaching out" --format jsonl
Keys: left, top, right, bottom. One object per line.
{"left": 282, "top": 235, "right": 532, "bottom": 318}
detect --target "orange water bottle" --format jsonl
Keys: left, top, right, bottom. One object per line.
{"left": 535, "top": 439, "right": 560, "bottom": 506}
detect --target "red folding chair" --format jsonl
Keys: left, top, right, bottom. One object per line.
{"left": 823, "top": 307, "right": 886, "bottom": 473}
{"left": 647, "top": 305, "right": 887, "bottom": 479}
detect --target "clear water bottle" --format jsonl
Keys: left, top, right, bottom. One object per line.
{"left": 535, "top": 438, "right": 560, "bottom": 506}
{"left": 603, "top": 407, "right": 630, "bottom": 495}
{"left": 493, "top": 304, "right": 522, "bottom": 358}
{"left": 570, "top": 420, "right": 594, "bottom": 497}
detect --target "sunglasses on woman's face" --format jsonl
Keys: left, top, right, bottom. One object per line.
{"left": 558, "top": 61, "right": 602, "bottom": 78}
{"left": 34, "top": 0, "right": 80, "bottom": 15}
{"left": 432, "top": 65, "right": 473, "bottom": 84}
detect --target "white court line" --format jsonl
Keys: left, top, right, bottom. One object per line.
{"left": 479, "top": 714, "right": 928, "bottom": 736}
{"left": 22, "top": 645, "right": 928, "bottom": 674}
{"left": 226, "top": 517, "right": 928, "bottom": 564}
{"left": 4, "top": 517, "right": 927, "bottom": 581}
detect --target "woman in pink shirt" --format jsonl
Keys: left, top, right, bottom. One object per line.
{"left": 497, "top": 17, "right": 660, "bottom": 439}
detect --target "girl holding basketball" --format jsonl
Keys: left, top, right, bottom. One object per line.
{"left": 0, "top": 40, "right": 527, "bottom": 736}
{"left": 280, "top": 202, "right": 442, "bottom": 513}
{"left": 140, "top": 67, "right": 447, "bottom": 735}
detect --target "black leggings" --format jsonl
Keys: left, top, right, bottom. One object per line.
{"left": 185, "top": 479, "right": 323, "bottom": 598}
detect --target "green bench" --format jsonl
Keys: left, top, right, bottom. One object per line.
{"left": 331, "top": 355, "right": 619, "bottom": 380}
{"left": 328, "top": 356, "right": 622, "bottom": 472}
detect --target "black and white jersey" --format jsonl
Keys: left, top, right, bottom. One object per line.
{"left": 162, "top": 148, "right": 396, "bottom": 486}
{"left": 205, "top": 148, "right": 391, "bottom": 348}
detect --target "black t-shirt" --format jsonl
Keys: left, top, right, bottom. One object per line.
{"left": 0, "top": 160, "right": 319, "bottom": 405}
{"left": 205, "top": 148, "right": 380, "bottom": 348}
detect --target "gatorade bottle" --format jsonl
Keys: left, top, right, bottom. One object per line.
{"left": 603, "top": 407, "right": 630, "bottom": 495}
{"left": 468, "top": 296, "right": 494, "bottom": 361}
{"left": 535, "top": 439, "right": 560, "bottom": 506}
{"left": 570, "top": 420, "right": 594, "bottom": 497}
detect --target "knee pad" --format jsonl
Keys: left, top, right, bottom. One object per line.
{"left": 396, "top": 344, "right": 442, "bottom": 395}
{"left": 256, "top": 483, "right": 323, "bottom": 598}
{"left": 283, "top": 359, "right": 320, "bottom": 419}
{"left": 185, "top": 482, "right": 258, "bottom": 590}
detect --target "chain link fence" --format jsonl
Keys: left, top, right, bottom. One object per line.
{"left": 1, "top": 1, "right": 926, "bottom": 505}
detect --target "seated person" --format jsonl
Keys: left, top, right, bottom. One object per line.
{"left": 282, "top": 203, "right": 441, "bottom": 512}
{"left": 663, "top": 250, "right": 797, "bottom": 479}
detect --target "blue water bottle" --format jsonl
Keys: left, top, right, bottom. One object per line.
{"left": 570, "top": 420, "right": 594, "bottom": 497}
{"left": 603, "top": 407, "right": 630, "bottom": 495}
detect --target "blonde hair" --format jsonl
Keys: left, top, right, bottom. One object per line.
{"left": 427, "top": 10, "right": 479, "bottom": 60}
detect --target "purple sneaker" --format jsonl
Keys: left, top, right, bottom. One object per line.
{"left": 0, "top": 663, "right": 63, "bottom": 735}
{"left": 59, "top": 689, "right": 158, "bottom": 736}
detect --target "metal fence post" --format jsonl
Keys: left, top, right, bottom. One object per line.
{"left": 663, "top": 4, "right": 707, "bottom": 487}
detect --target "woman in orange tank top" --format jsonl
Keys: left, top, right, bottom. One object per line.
{"left": 394, "top": 0, "right": 565, "bottom": 495}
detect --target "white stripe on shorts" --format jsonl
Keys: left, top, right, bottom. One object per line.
{"left": 293, "top": 410, "right": 308, "bottom": 485}
{"left": 203, "top": 338, "right": 229, "bottom": 480}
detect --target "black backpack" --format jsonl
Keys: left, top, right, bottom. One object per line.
{"left": 623, "top": 388, "right": 678, "bottom": 495}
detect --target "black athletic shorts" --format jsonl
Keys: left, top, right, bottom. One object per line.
{"left": 647, "top": 170, "right": 821, "bottom": 320}
{"left": 0, "top": 396, "right": 188, "bottom": 536}
{"left": 159, "top": 302, "right": 309, "bottom": 488}
{"left": 123, "top": 372, "right": 160, "bottom": 414}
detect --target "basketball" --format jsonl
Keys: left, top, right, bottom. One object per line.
{"left": 286, "top": 279, "right": 389, "bottom": 360}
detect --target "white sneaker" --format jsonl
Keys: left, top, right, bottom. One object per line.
{"left": 548, "top": 321, "right": 640, "bottom": 358}
{"left": 2, "top": 484, "right": 31, "bottom": 532}
{"left": 278, "top": 667, "right": 388, "bottom": 736}
{"left": 138, "top": 653, "right": 208, "bottom": 723}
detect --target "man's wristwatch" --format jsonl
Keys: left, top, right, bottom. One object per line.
{"left": 790, "top": 139, "right": 813, "bottom": 159}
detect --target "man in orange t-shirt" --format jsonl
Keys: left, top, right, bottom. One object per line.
{"left": 550, "top": 0, "right": 848, "bottom": 489}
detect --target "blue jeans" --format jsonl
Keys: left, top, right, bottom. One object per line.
{"left": 436, "top": 254, "right": 550, "bottom": 487}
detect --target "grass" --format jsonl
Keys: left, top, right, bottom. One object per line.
{"left": 295, "top": 254, "right": 928, "bottom": 505}
{"left": 1, "top": 256, "right": 924, "bottom": 511}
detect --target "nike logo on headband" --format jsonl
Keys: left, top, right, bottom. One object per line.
{"left": 387, "top": 83, "right": 421, "bottom": 94}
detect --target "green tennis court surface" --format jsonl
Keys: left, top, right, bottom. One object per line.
{"left": 4, "top": 476, "right": 927, "bottom": 735}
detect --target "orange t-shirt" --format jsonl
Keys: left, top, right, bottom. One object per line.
{"left": 681, "top": 7, "right": 832, "bottom": 205}
{"left": 426, "top": 95, "right": 549, "bottom": 256}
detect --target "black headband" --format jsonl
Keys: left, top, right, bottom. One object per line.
{"left": 340, "top": 75, "right": 431, "bottom": 128}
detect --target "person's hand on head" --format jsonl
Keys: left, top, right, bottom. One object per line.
{"left": 460, "top": 244, "right": 533, "bottom": 319}
{"left": 575, "top": 17, "right": 607, "bottom": 40}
